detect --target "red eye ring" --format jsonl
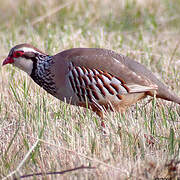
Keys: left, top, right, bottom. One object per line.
{"left": 13, "top": 51, "right": 24, "bottom": 58}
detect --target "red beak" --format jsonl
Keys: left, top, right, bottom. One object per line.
{"left": 2, "top": 57, "right": 14, "bottom": 66}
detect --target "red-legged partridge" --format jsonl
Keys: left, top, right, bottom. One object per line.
{"left": 2, "top": 44, "right": 180, "bottom": 117}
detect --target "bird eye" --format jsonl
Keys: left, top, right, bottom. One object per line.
{"left": 13, "top": 51, "right": 24, "bottom": 58}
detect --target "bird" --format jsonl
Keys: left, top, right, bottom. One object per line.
{"left": 2, "top": 44, "right": 180, "bottom": 117}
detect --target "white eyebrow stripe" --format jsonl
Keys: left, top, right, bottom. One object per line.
{"left": 16, "top": 47, "right": 40, "bottom": 54}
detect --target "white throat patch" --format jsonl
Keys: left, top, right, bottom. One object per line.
{"left": 14, "top": 57, "right": 33, "bottom": 75}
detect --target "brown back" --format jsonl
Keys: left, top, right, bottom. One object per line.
{"left": 53, "top": 48, "right": 180, "bottom": 104}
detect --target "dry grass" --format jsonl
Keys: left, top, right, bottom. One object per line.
{"left": 0, "top": 0, "right": 180, "bottom": 179}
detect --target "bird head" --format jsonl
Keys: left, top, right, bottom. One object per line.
{"left": 2, "top": 44, "right": 47, "bottom": 75}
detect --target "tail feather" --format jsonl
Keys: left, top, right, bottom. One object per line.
{"left": 126, "top": 83, "right": 180, "bottom": 105}
{"left": 124, "top": 56, "right": 180, "bottom": 105}
{"left": 126, "top": 84, "right": 158, "bottom": 93}
{"left": 153, "top": 81, "right": 180, "bottom": 105}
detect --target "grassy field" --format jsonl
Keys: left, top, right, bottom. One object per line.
{"left": 0, "top": 0, "right": 180, "bottom": 179}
